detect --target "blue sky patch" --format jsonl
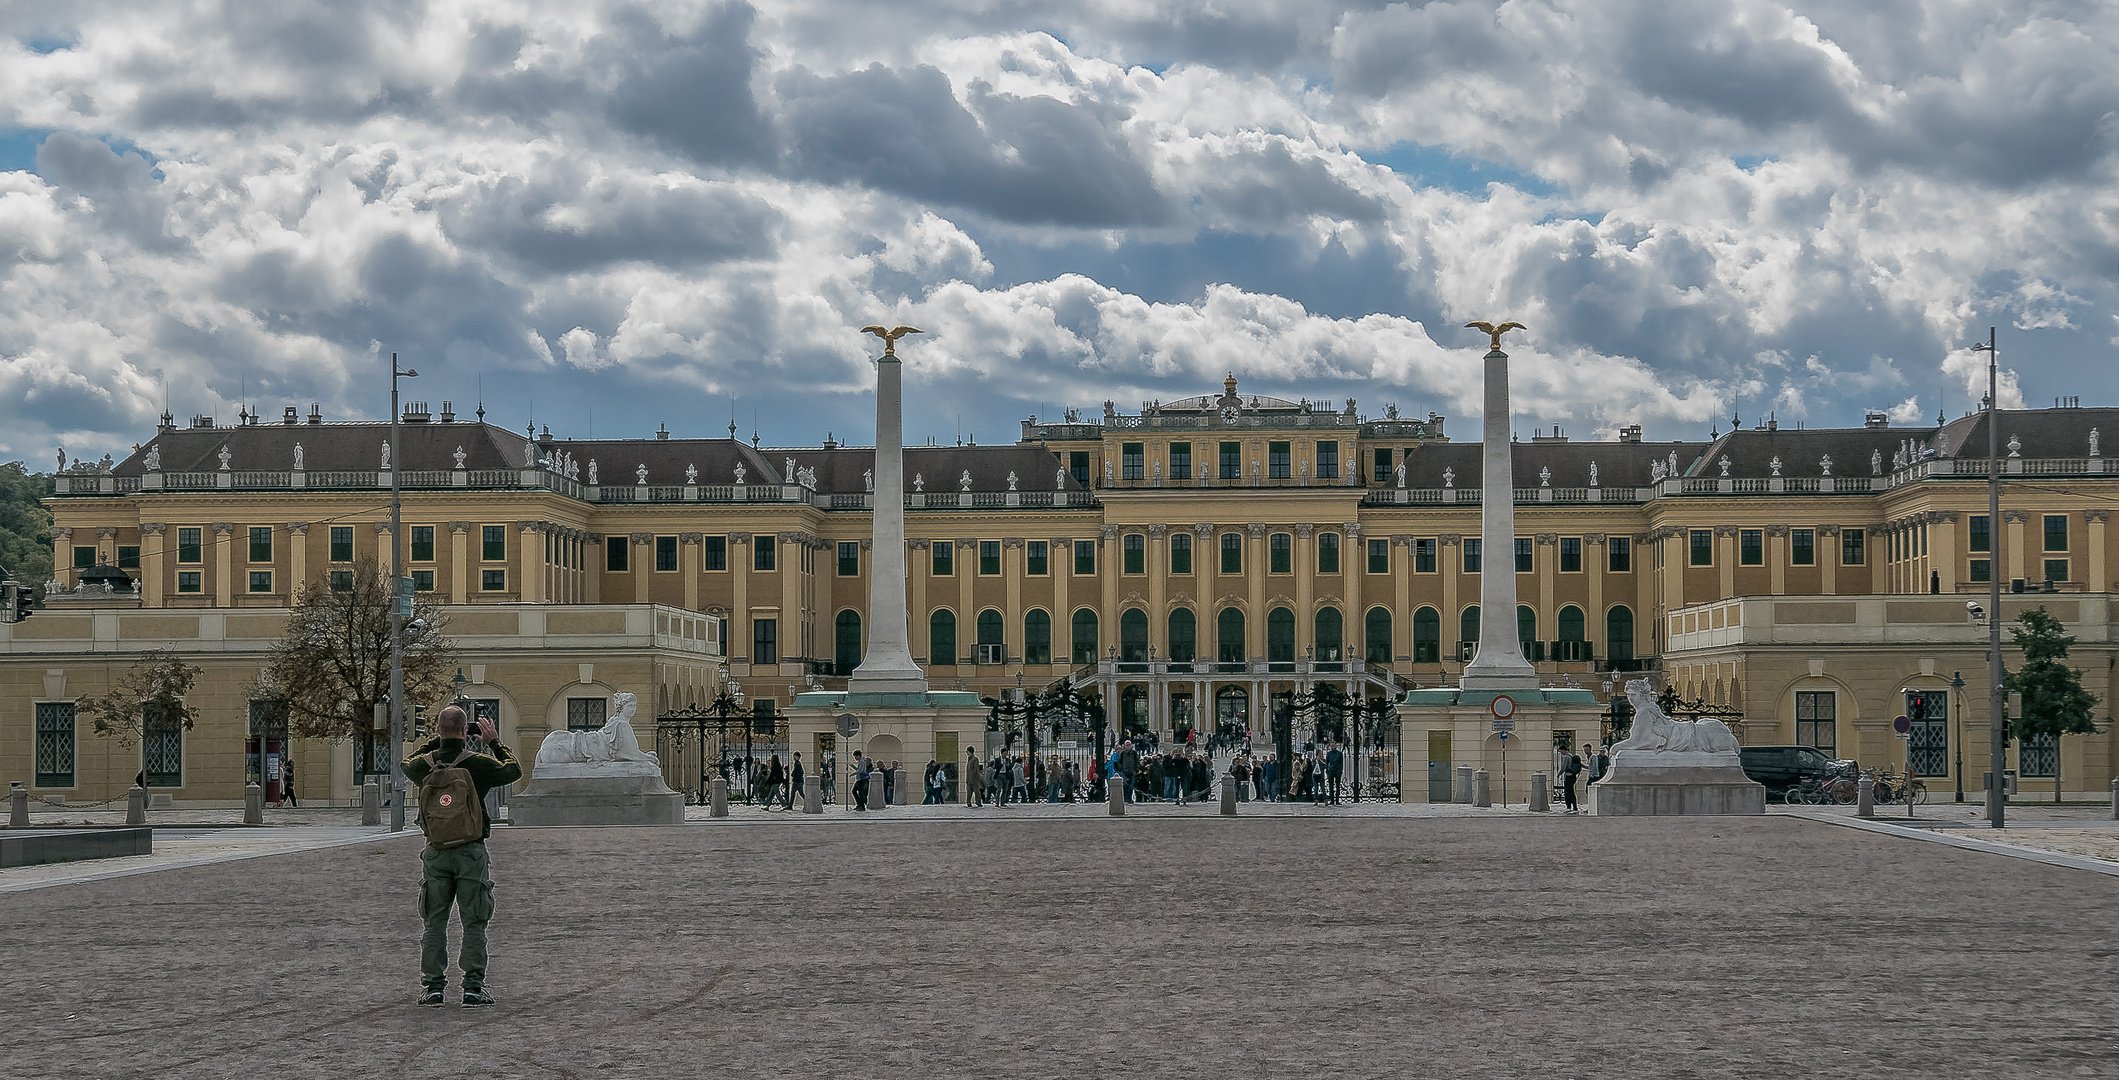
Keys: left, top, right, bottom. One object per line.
{"left": 1359, "top": 142, "right": 1561, "bottom": 198}
{"left": 0, "top": 129, "right": 50, "bottom": 173}
{"left": 1732, "top": 155, "right": 1776, "bottom": 171}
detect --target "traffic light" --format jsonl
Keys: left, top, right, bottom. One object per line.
{"left": 9, "top": 583, "right": 31, "bottom": 623}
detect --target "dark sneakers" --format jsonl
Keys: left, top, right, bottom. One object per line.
{"left": 461, "top": 988, "right": 496, "bottom": 1008}
{"left": 418, "top": 988, "right": 445, "bottom": 1007}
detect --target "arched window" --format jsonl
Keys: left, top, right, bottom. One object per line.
{"left": 834, "top": 610, "right": 863, "bottom": 674}
{"left": 1460, "top": 606, "right": 1480, "bottom": 655}
{"left": 1607, "top": 605, "right": 1635, "bottom": 664}
{"left": 1023, "top": 609, "right": 1052, "bottom": 665}
{"left": 1267, "top": 607, "right": 1296, "bottom": 665}
{"left": 928, "top": 609, "right": 956, "bottom": 666}
{"left": 1119, "top": 608, "right": 1149, "bottom": 662}
{"left": 977, "top": 608, "right": 1003, "bottom": 646}
{"left": 1556, "top": 604, "right": 1586, "bottom": 660}
{"left": 1168, "top": 608, "right": 1197, "bottom": 663}
{"left": 1217, "top": 608, "right": 1245, "bottom": 665}
{"left": 1071, "top": 609, "right": 1099, "bottom": 665}
{"left": 1411, "top": 606, "right": 1439, "bottom": 663}
{"left": 1314, "top": 606, "right": 1343, "bottom": 662}
{"left": 1517, "top": 605, "right": 1537, "bottom": 651}
{"left": 1368, "top": 606, "right": 1395, "bottom": 665}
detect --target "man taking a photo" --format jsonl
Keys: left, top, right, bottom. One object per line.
{"left": 403, "top": 705, "right": 521, "bottom": 1008}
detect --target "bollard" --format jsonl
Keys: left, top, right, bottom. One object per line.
{"left": 710, "top": 778, "right": 729, "bottom": 818}
{"left": 867, "top": 773, "right": 887, "bottom": 812}
{"left": 1455, "top": 766, "right": 1474, "bottom": 804}
{"left": 1529, "top": 772, "right": 1549, "bottom": 813}
{"left": 1473, "top": 769, "right": 1492, "bottom": 808}
{"left": 127, "top": 785, "right": 148, "bottom": 825}
{"left": 243, "top": 783, "right": 264, "bottom": 825}
{"left": 1220, "top": 775, "right": 1237, "bottom": 817}
{"left": 360, "top": 780, "right": 381, "bottom": 826}
{"left": 9, "top": 781, "right": 27, "bottom": 827}
{"left": 1107, "top": 776, "right": 1126, "bottom": 816}
{"left": 1856, "top": 775, "right": 1875, "bottom": 818}
{"left": 804, "top": 776, "right": 823, "bottom": 814}
{"left": 2110, "top": 778, "right": 2119, "bottom": 820}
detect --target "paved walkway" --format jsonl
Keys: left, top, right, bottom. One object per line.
{"left": 0, "top": 825, "right": 413, "bottom": 893}
{"left": 6, "top": 814, "right": 2119, "bottom": 1078}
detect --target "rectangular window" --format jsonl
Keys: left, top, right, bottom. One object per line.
{"left": 1368, "top": 538, "right": 1389, "bottom": 575}
{"left": 566, "top": 697, "right": 607, "bottom": 731}
{"left": 1689, "top": 529, "right": 1713, "bottom": 566}
{"left": 703, "top": 535, "right": 726, "bottom": 571}
{"left": 1122, "top": 535, "right": 1144, "bottom": 575}
{"left": 2044, "top": 514, "right": 2068, "bottom": 552}
{"left": 1559, "top": 537, "right": 1583, "bottom": 573}
{"left": 1608, "top": 537, "right": 1631, "bottom": 573}
{"left": 1266, "top": 533, "right": 1289, "bottom": 574}
{"left": 1075, "top": 540, "right": 1096, "bottom": 575}
{"left": 177, "top": 527, "right": 202, "bottom": 563}
{"left": 1317, "top": 441, "right": 1339, "bottom": 479}
{"left": 177, "top": 571, "right": 201, "bottom": 593}
{"left": 1069, "top": 451, "right": 1091, "bottom": 487}
{"left": 482, "top": 525, "right": 506, "bottom": 562}
{"left": 73, "top": 545, "right": 96, "bottom": 569}
{"left": 1121, "top": 442, "right": 1144, "bottom": 480}
{"left": 1968, "top": 558, "right": 1991, "bottom": 582}
{"left": 754, "top": 535, "right": 776, "bottom": 571}
{"left": 329, "top": 569, "right": 353, "bottom": 592}
{"left": 1795, "top": 691, "right": 1836, "bottom": 758}
{"left": 932, "top": 542, "right": 953, "bottom": 576}
{"left": 1516, "top": 537, "right": 1534, "bottom": 573}
{"left": 1373, "top": 447, "right": 1392, "bottom": 483}
{"left": 2044, "top": 558, "right": 2069, "bottom": 582}
{"left": 1220, "top": 533, "right": 1242, "bottom": 574}
{"left": 1219, "top": 442, "right": 1241, "bottom": 480}
{"left": 606, "top": 536, "right": 628, "bottom": 572}
{"left": 656, "top": 535, "right": 678, "bottom": 572}
{"left": 1791, "top": 529, "right": 1814, "bottom": 566}
{"left": 248, "top": 570, "right": 272, "bottom": 593}
{"left": 981, "top": 540, "right": 1002, "bottom": 575}
{"left": 1168, "top": 535, "right": 1190, "bottom": 575}
{"left": 329, "top": 526, "right": 353, "bottom": 562}
{"left": 1841, "top": 528, "right": 1865, "bottom": 566}
{"left": 1968, "top": 515, "right": 1990, "bottom": 553}
{"left": 117, "top": 545, "right": 140, "bottom": 569}
{"left": 410, "top": 526, "right": 434, "bottom": 562}
{"left": 1268, "top": 441, "right": 1291, "bottom": 479}
{"left": 1319, "top": 533, "right": 1341, "bottom": 574}
{"left": 753, "top": 619, "right": 778, "bottom": 664}
{"left": 411, "top": 569, "right": 435, "bottom": 592}
{"left": 1170, "top": 442, "right": 1191, "bottom": 480}
{"left": 1414, "top": 538, "right": 1436, "bottom": 573}
{"left": 1463, "top": 538, "right": 1482, "bottom": 574}
{"left": 249, "top": 527, "right": 273, "bottom": 563}
{"left": 35, "top": 702, "right": 75, "bottom": 788}
{"left": 1027, "top": 540, "right": 1048, "bottom": 576}
{"left": 142, "top": 704, "right": 182, "bottom": 787}
{"left": 838, "top": 542, "right": 860, "bottom": 577}
{"left": 1739, "top": 529, "right": 1763, "bottom": 566}
{"left": 482, "top": 569, "right": 506, "bottom": 591}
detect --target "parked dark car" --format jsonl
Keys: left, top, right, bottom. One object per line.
{"left": 1739, "top": 745, "right": 1840, "bottom": 791}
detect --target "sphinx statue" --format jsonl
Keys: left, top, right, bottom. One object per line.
{"left": 535, "top": 692, "right": 658, "bottom": 771}
{"left": 1609, "top": 679, "right": 1739, "bottom": 757}
{"left": 515, "top": 691, "right": 684, "bottom": 824}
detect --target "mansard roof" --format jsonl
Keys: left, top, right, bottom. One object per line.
{"left": 1396, "top": 439, "right": 1709, "bottom": 488}
{"left": 778, "top": 445, "right": 1077, "bottom": 495}
{"left": 118, "top": 420, "right": 534, "bottom": 475}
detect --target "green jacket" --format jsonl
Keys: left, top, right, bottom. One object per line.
{"left": 403, "top": 736, "right": 523, "bottom": 841}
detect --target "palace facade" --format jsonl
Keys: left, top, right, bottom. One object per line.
{"left": 7, "top": 381, "right": 2116, "bottom": 804}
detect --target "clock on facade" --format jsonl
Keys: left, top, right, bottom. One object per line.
{"left": 1220, "top": 405, "right": 1240, "bottom": 424}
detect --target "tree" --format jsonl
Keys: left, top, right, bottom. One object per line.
{"left": 0, "top": 461, "right": 55, "bottom": 587}
{"left": 256, "top": 561, "right": 456, "bottom": 774}
{"left": 80, "top": 649, "right": 202, "bottom": 746}
{"left": 2005, "top": 607, "right": 2100, "bottom": 803}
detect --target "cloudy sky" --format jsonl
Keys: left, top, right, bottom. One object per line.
{"left": 3, "top": 1, "right": 2116, "bottom": 465}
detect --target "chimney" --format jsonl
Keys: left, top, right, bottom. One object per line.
{"left": 1864, "top": 410, "right": 1888, "bottom": 428}
{"left": 655, "top": 422, "right": 670, "bottom": 441}
{"left": 308, "top": 403, "right": 322, "bottom": 424}
{"left": 191, "top": 414, "right": 214, "bottom": 429}
{"left": 439, "top": 400, "right": 455, "bottom": 423}
{"left": 1617, "top": 424, "right": 1643, "bottom": 443}
{"left": 402, "top": 401, "right": 431, "bottom": 423}
{"left": 283, "top": 405, "right": 299, "bottom": 425}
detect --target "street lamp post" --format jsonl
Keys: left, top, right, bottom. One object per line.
{"left": 1950, "top": 671, "right": 1966, "bottom": 802}
{"left": 388, "top": 352, "right": 418, "bottom": 833}
{"left": 1970, "top": 327, "right": 2005, "bottom": 829}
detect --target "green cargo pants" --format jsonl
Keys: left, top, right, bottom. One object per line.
{"left": 418, "top": 842, "right": 494, "bottom": 991}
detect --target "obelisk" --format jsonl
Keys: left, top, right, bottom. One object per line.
{"left": 848, "top": 327, "right": 929, "bottom": 693}
{"left": 1458, "top": 323, "right": 1538, "bottom": 691}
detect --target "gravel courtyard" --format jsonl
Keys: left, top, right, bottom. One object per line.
{"left": 6, "top": 814, "right": 2116, "bottom": 1079}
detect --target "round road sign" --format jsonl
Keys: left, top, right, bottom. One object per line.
{"left": 835, "top": 712, "right": 860, "bottom": 738}
{"left": 1491, "top": 695, "right": 1516, "bottom": 721}
{"left": 1892, "top": 713, "right": 1911, "bottom": 736}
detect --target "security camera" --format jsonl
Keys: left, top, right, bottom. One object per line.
{"left": 408, "top": 618, "right": 428, "bottom": 631}
{"left": 1965, "top": 601, "right": 1984, "bottom": 621}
